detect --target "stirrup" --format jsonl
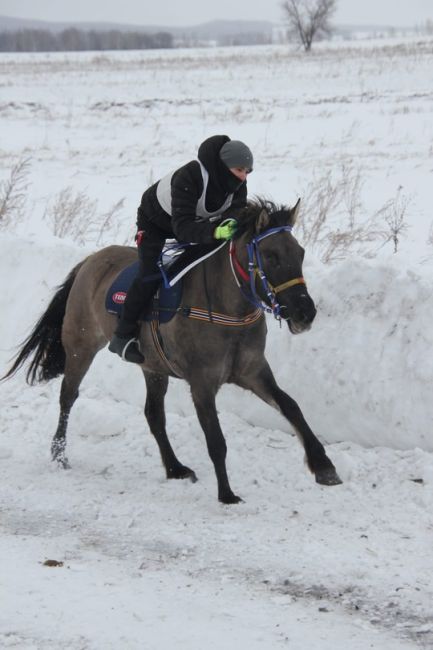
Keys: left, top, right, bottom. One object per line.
{"left": 122, "top": 338, "right": 144, "bottom": 363}
{"left": 109, "top": 335, "right": 144, "bottom": 364}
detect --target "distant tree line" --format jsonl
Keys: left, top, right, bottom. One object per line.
{"left": 0, "top": 28, "right": 173, "bottom": 52}
{"left": 220, "top": 31, "right": 273, "bottom": 46}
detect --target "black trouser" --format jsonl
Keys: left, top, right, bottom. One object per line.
{"left": 115, "top": 222, "right": 170, "bottom": 337}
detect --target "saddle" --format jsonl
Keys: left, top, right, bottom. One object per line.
{"left": 105, "top": 242, "right": 225, "bottom": 323}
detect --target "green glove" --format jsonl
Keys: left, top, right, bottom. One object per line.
{"left": 214, "top": 218, "right": 238, "bottom": 241}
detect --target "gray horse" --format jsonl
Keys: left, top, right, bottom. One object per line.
{"left": 3, "top": 198, "right": 341, "bottom": 503}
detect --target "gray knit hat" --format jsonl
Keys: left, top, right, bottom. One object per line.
{"left": 219, "top": 140, "right": 253, "bottom": 171}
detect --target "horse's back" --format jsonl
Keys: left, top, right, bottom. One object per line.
{"left": 63, "top": 245, "right": 137, "bottom": 341}
{"left": 74, "top": 245, "right": 136, "bottom": 292}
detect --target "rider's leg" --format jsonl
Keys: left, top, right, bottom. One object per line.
{"left": 109, "top": 225, "right": 166, "bottom": 363}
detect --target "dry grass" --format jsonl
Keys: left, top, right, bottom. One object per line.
{"left": 376, "top": 189, "right": 410, "bottom": 254}
{"left": 298, "top": 165, "right": 409, "bottom": 262}
{"left": 43, "top": 187, "right": 127, "bottom": 246}
{"left": 0, "top": 157, "right": 31, "bottom": 229}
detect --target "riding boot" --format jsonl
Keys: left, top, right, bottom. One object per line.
{"left": 109, "top": 311, "right": 144, "bottom": 363}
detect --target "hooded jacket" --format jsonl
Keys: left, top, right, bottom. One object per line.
{"left": 136, "top": 135, "right": 248, "bottom": 244}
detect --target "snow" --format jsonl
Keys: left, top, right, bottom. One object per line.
{"left": 0, "top": 37, "right": 432, "bottom": 648}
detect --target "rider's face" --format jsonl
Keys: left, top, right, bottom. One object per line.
{"left": 229, "top": 167, "right": 250, "bottom": 182}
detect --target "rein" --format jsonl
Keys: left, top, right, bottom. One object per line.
{"left": 230, "top": 225, "right": 306, "bottom": 320}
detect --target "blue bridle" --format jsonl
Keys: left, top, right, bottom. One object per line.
{"left": 232, "top": 225, "right": 306, "bottom": 320}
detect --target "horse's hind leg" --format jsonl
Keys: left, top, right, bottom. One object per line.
{"left": 143, "top": 371, "right": 197, "bottom": 482}
{"left": 51, "top": 344, "right": 101, "bottom": 468}
{"left": 235, "top": 362, "right": 342, "bottom": 486}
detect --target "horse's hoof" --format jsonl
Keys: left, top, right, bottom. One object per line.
{"left": 315, "top": 468, "right": 342, "bottom": 486}
{"left": 167, "top": 466, "right": 198, "bottom": 483}
{"left": 52, "top": 456, "right": 71, "bottom": 470}
{"left": 51, "top": 446, "right": 71, "bottom": 469}
{"left": 219, "top": 493, "right": 244, "bottom": 505}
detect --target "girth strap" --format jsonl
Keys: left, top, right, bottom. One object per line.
{"left": 184, "top": 306, "right": 262, "bottom": 326}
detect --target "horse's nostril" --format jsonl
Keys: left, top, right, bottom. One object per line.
{"left": 281, "top": 294, "right": 316, "bottom": 323}
{"left": 300, "top": 304, "right": 316, "bottom": 324}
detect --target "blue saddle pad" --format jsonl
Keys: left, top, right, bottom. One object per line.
{"left": 105, "top": 260, "right": 182, "bottom": 324}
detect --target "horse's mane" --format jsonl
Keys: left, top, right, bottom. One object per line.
{"left": 232, "top": 196, "right": 294, "bottom": 240}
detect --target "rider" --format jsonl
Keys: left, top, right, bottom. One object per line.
{"left": 108, "top": 134, "right": 254, "bottom": 363}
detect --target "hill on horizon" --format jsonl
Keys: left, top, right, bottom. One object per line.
{"left": 0, "top": 14, "right": 409, "bottom": 37}
{"left": 0, "top": 15, "right": 276, "bottom": 36}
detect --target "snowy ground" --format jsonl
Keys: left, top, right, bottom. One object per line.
{"left": 0, "top": 37, "right": 433, "bottom": 648}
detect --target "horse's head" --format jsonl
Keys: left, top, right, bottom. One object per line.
{"left": 234, "top": 198, "right": 316, "bottom": 334}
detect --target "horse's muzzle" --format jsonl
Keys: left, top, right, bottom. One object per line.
{"left": 282, "top": 292, "right": 317, "bottom": 334}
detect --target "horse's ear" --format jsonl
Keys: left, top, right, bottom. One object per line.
{"left": 256, "top": 209, "right": 270, "bottom": 233}
{"left": 290, "top": 198, "right": 301, "bottom": 225}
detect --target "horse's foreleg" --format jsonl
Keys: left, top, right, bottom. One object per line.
{"left": 190, "top": 384, "right": 241, "bottom": 504}
{"left": 144, "top": 371, "right": 197, "bottom": 482}
{"left": 235, "top": 363, "right": 342, "bottom": 486}
{"left": 51, "top": 348, "right": 98, "bottom": 468}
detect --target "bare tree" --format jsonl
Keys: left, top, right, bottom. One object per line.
{"left": 281, "top": 0, "right": 337, "bottom": 51}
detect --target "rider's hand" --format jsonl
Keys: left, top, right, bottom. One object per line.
{"left": 214, "top": 218, "right": 238, "bottom": 241}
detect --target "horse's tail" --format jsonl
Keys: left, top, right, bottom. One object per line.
{"left": 2, "top": 261, "right": 85, "bottom": 385}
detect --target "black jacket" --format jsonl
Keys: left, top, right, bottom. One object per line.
{"left": 136, "top": 135, "right": 248, "bottom": 244}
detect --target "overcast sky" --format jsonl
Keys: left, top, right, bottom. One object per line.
{"left": 0, "top": 0, "right": 431, "bottom": 27}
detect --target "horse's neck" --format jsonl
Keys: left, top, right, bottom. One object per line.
{"left": 197, "top": 241, "right": 251, "bottom": 315}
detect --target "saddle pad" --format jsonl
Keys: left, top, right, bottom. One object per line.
{"left": 105, "top": 261, "right": 182, "bottom": 324}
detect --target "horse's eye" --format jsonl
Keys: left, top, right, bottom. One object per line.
{"left": 265, "top": 252, "right": 279, "bottom": 266}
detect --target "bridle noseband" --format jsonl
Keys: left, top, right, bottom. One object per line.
{"left": 230, "top": 225, "right": 306, "bottom": 320}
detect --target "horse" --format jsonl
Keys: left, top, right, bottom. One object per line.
{"left": 3, "top": 198, "right": 342, "bottom": 503}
